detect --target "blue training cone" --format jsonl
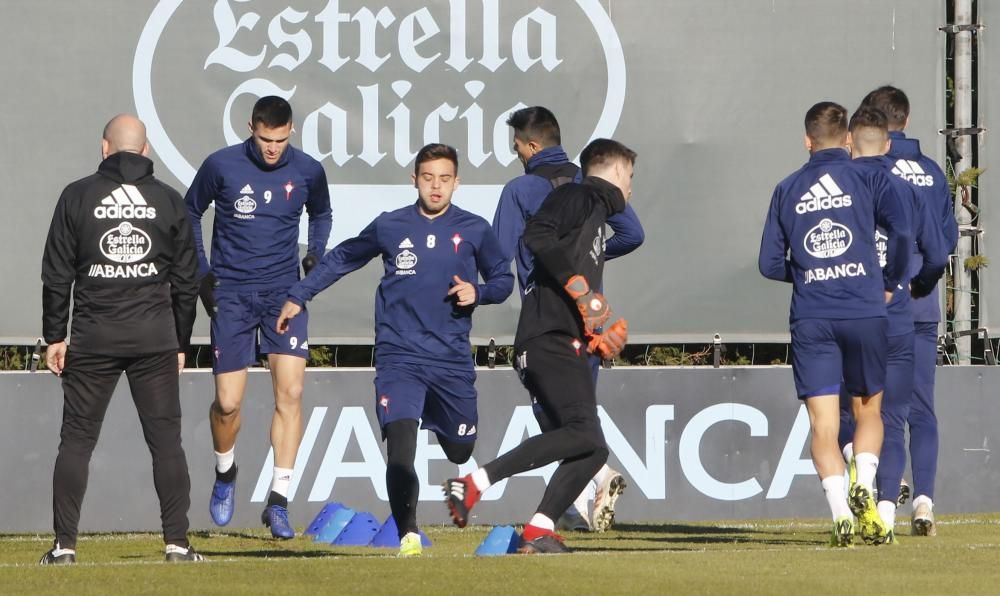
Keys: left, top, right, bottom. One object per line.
{"left": 369, "top": 515, "right": 433, "bottom": 548}
{"left": 333, "top": 512, "right": 380, "bottom": 546}
{"left": 305, "top": 502, "right": 346, "bottom": 536}
{"left": 474, "top": 525, "right": 520, "bottom": 556}
{"left": 314, "top": 506, "right": 356, "bottom": 543}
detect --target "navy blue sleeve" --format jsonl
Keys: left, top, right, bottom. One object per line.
{"left": 287, "top": 217, "right": 381, "bottom": 305}
{"left": 305, "top": 162, "right": 333, "bottom": 257}
{"left": 474, "top": 223, "right": 515, "bottom": 305}
{"left": 605, "top": 203, "right": 645, "bottom": 259}
{"left": 758, "top": 186, "right": 792, "bottom": 282}
{"left": 874, "top": 173, "right": 913, "bottom": 292}
{"left": 937, "top": 183, "right": 959, "bottom": 252}
{"left": 491, "top": 181, "right": 525, "bottom": 263}
{"left": 910, "top": 194, "right": 950, "bottom": 297}
{"left": 184, "top": 158, "right": 219, "bottom": 277}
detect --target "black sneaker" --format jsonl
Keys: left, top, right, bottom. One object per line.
{"left": 165, "top": 545, "right": 206, "bottom": 562}
{"left": 517, "top": 534, "right": 572, "bottom": 554}
{"left": 39, "top": 546, "right": 76, "bottom": 565}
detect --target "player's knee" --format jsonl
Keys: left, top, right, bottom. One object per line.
{"left": 211, "top": 398, "right": 241, "bottom": 419}
{"left": 440, "top": 439, "right": 475, "bottom": 464}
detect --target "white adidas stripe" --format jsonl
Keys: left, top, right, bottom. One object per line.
{"left": 818, "top": 174, "right": 843, "bottom": 196}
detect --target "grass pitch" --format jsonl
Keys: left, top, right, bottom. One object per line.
{"left": 2, "top": 515, "right": 999, "bottom": 595}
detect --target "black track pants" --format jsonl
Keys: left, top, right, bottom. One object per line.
{"left": 53, "top": 350, "right": 191, "bottom": 548}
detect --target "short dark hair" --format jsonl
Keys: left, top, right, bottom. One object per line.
{"left": 849, "top": 106, "right": 889, "bottom": 134}
{"left": 413, "top": 143, "right": 459, "bottom": 176}
{"left": 804, "top": 101, "right": 848, "bottom": 145}
{"left": 859, "top": 86, "right": 909, "bottom": 130}
{"left": 506, "top": 106, "right": 561, "bottom": 147}
{"left": 251, "top": 96, "right": 293, "bottom": 128}
{"left": 580, "top": 138, "right": 637, "bottom": 176}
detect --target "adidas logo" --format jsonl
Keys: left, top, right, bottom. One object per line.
{"left": 398, "top": 237, "right": 414, "bottom": 249}
{"left": 240, "top": 184, "right": 254, "bottom": 194}
{"left": 795, "top": 174, "right": 852, "bottom": 214}
{"left": 891, "top": 159, "right": 934, "bottom": 187}
{"left": 93, "top": 185, "right": 157, "bottom": 219}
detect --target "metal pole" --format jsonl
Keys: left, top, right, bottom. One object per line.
{"left": 953, "top": 0, "right": 974, "bottom": 363}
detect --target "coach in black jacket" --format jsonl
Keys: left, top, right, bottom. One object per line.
{"left": 445, "top": 139, "right": 636, "bottom": 553}
{"left": 39, "top": 114, "right": 202, "bottom": 564}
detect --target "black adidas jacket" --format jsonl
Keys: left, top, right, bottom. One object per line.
{"left": 41, "top": 152, "right": 199, "bottom": 355}
{"left": 514, "top": 176, "right": 627, "bottom": 346}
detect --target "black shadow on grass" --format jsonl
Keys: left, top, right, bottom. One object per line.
{"left": 196, "top": 548, "right": 365, "bottom": 559}
{"left": 611, "top": 523, "right": 768, "bottom": 535}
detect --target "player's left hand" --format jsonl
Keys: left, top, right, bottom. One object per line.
{"left": 276, "top": 301, "right": 303, "bottom": 334}
{"left": 302, "top": 253, "right": 319, "bottom": 275}
{"left": 586, "top": 319, "right": 628, "bottom": 360}
{"left": 177, "top": 352, "right": 186, "bottom": 374}
{"left": 448, "top": 275, "right": 476, "bottom": 307}
{"left": 46, "top": 341, "right": 67, "bottom": 376}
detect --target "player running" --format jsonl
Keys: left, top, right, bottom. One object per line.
{"left": 445, "top": 138, "right": 635, "bottom": 554}
{"left": 758, "top": 102, "right": 911, "bottom": 547}
{"left": 493, "top": 106, "right": 644, "bottom": 532}
{"left": 185, "top": 96, "right": 332, "bottom": 538}
{"left": 276, "top": 143, "right": 513, "bottom": 557}
{"left": 838, "top": 103, "right": 951, "bottom": 541}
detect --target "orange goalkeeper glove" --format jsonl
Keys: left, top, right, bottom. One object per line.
{"left": 586, "top": 319, "right": 628, "bottom": 360}
{"left": 564, "top": 274, "right": 611, "bottom": 334}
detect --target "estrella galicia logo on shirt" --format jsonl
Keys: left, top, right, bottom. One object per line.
{"left": 235, "top": 196, "right": 257, "bottom": 215}
{"left": 803, "top": 218, "right": 852, "bottom": 259}
{"left": 795, "top": 174, "right": 852, "bottom": 214}
{"left": 100, "top": 222, "right": 152, "bottom": 263}
{"left": 394, "top": 249, "right": 417, "bottom": 275}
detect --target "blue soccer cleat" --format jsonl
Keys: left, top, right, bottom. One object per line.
{"left": 209, "top": 467, "right": 237, "bottom": 527}
{"left": 262, "top": 504, "right": 295, "bottom": 539}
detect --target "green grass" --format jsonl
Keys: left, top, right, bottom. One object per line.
{"left": 2, "top": 515, "right": 999, "bottom": 595}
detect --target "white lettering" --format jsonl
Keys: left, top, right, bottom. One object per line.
{"left": 678, "top": 404, "right": 767, "bottom": 501}
{"left": 804, "top": 262, "right": 867, "bottom": 284}
{"left": 308, "top": 406, "right": 387, "bottom": 501}
{"left": 87, "top": 262, "right": 159, "bottom": 279}
{"left": 315, "top": 0, "right": 351, "bottom": 72}
{"left": 354, "top": 7, "right": 395, "bottom": 72}
{"left": 511, "top": 8, "right": 563, "bottom": 72}
{"left": 398, "top": 7, "right": 440, "bottom": 73}
{"left": 267, "top": 7, "right": 312, "bottom": 71}
{"left": 766, "top": 405, "right": 816, "bottom": 498}
{"left": 205, "top": 0, "right": 266, "bottom": 72}
{"left": 600, "top": 405, "right": 674, "bottom": 499}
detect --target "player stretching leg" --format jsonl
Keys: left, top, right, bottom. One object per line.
{"left": 277, "top": 144, "right": 513, "bottom": 557}
{"left": 186, "top": 96, "right": 332, "bottom": 538}
{"left": 492, "top": 107, "right": 643, "bottom": 532}
{"left": 759, "top": 103, "right": 910, "bottom": 547}
{"left": 446, "top": 139, "right": 635, "bottom": 554}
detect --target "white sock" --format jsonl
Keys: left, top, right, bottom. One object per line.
{"left": 52, "top": 543, "right": 75, "bottom": 556}
{"left": 571, "top": 487, "right": 590, "bottom": 517}
{"left": 913, "top": 495, "right": 934, "bottom": 510}
{"left": 528, "top": 513, "right": 555, "bottom": 530}
{"left": 854, "top": 452, "right": 879, "bottom": 492}
{"left": 165, "top": 544, "right": 191, "bottom": 555}
{"left": 821, "top": 475, "right": 852, "bottom": 520}
{"left": 471, "top": 468, "right": 491, "bottom": 492}
{"left": 215, "top": 447, "right": 235, "bottom": 474}
{"left": 270, "top": 467, "right": 293, "bottom": 497}
{"left": 842, "top": 442, "right": 854, "bottom": 463}
{"left": 877, "top": 500, "right": 896, "bottom": 529}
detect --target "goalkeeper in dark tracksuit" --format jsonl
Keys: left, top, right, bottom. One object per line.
{"left": 40, "top": 114, "right": 201, "bottom": 564}
{"left": 445, "top": 138, "right": 636, "bottom": 554}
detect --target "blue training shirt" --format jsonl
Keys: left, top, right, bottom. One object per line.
{"left": 185, "top": 138, "right": 332, "bottom": 290}
{"left": 886, "top": 131, "right": 959, "bottom": 323}
{"left": 759, "top": 148, "right": 911, "bottom": 322}
{"left": 492, "top": 145, "right": 644, "bottom": 295}
{"left": 857, "top": 156, "right": 949, "bottom": 337}
{"left": 287, "top": 202, "right": 514, "bottom": 370}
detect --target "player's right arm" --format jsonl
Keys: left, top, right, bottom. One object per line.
{"left": 491, "top": 181, "right": 526, "bottom": 265}
{"left": 757, "top": 186, "right": 793, "bottom": 282}
{"left": 873, "top": 172, "right": 913, "bottom": 293}
{"left": 41, "top": 188, "right": 77, "bottom": 375}
{"left": 184, "top": 158, "right": 222, "bottom": 316}
{"left": 910, "top": 189, "right": 950, "bottom": 299}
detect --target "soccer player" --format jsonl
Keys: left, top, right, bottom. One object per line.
{"left": 838, "top": 104, "right": 951, "bottom": 540}
{"left": 41, "top": 114, "right": 202, "bottom": 563}
{"left": 758, "top": 102, "right": 911, "bottom": 547}
{"left": 859, "top": 86, "right": 959, "bottom": 536}
{"left": 492, "top": 106, "right": 644, "bottom": 532}
{"left": 445, "top": 138, "right": 635, "bottom": 554}
{"left": 276, "top": 143, "right": 513, "bottom": 557}
{"left": 185, "top": 96, "right": 332, "bottom": 538}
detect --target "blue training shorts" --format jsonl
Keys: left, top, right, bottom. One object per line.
{"left": 374, "top": 362, "right": 478, "bottom": 443}
{"left": 210, "top": 288, "right": 309, "bottom": 374}
{"left": 791, "top": 317, "right": 887, "bottom": 399}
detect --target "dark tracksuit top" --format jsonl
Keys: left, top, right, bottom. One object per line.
{"left": 758, "top": 148, "right": 912, "bottom": 322}
{"left": 41, "top": 152, "right": 199, "bottom": 354}
{"left": 492, "top": 146, "right": 644, "bottom": 296}
{"left": 885, "top": 131, "right": 959, "bottom": 323}
{"left": 515, "top": 176, "right": 628, "bottom": 347}
{"left": 856, "top": 155, "right": 950, "bottom": 338}
{"left": 287, "top": 202, "right": 514, "bottom": 371}
{"left": 185, "top": 138, "right": 332, "bottom": 290}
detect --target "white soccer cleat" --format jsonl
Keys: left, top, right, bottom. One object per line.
{"left": 911, "top": 502, "right": 937, "bottom": 537}
{"left": 591, "top": 470, "right": 626, "bottom": 533}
